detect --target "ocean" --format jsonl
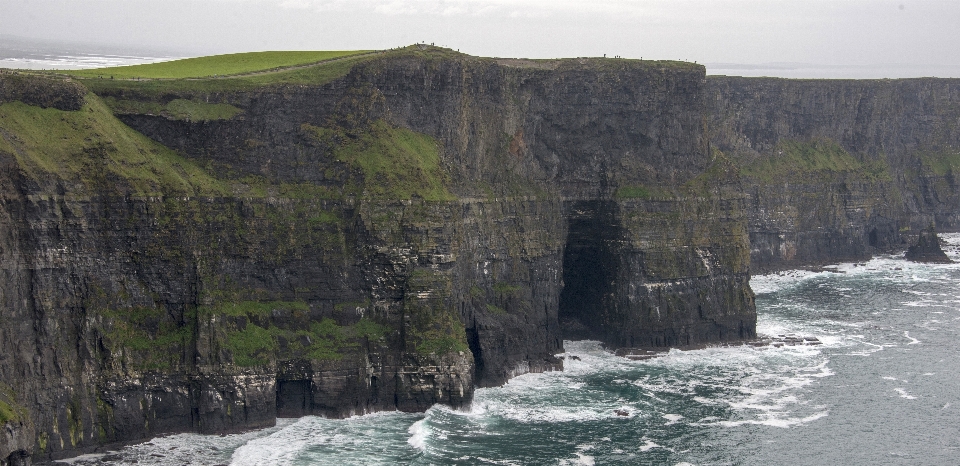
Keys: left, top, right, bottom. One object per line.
{"left": 57, "top": 233, "right": 960, "bottom": 465}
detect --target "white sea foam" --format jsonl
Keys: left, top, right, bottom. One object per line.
{"left": 559, "top": 453, "right": 596, "bottom": 465}
{"left": 904, "top": 331, "right": 921, "bottom": 344}
{"left": 750, "top": 269, "right": 827, "bottom": 294}
{"left": 894, "top": 388, "right": 917, "bottom": 400}
{"left": 662, "top": 413, "right": 684, "bottom": 425}
{"left": 407, "top": 419, "right": 429, "bottom": 451}
{"left": 713, "top": 411, "right": 829, "bottom": 428}
{"left": 638, "top": 438, "right": 662, "bottom": 452}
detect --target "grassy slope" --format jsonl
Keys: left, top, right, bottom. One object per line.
{"left": 79, "top": 53, "right": 379, "bottom": 99}
{"left": 64, "top": 50, "right": 372, "bottom": 79}
{"left": 0, "top": 94, "right": 228, "bottom": 196}
{"left": 302, "top": 120, "right": 454, "bottom": 201}
{"left": 739, "top": 138, "right": 890, "bottom": 182}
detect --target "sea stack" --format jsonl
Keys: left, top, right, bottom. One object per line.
{"left": 905, "top": 225, "right": 953, "bottom": 263}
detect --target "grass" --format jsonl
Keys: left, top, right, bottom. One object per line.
{"left": 95, "top": 305, "right": 193, "bottom": 371}
{"left": 78, "top": 53, "right": 379, "bottom": 97}
{"left": 918, "top": 149, "right": 960, "bottom": 176}
{"left": 208, "top": 299, "right": 391, "bottom": 367}
{"left": 210, "top": 300, "right": 309, "bottom": 317}
{"left": 492, "top": 282, "right": 521, "bottom": 295}
{"left": 102, "top": 97, "right": 242, "bottom": 121}
{"left": 225, "top": 324, "right": 277, "bottom": 367}
{"left": 303, "top": 120, "right": 455, "bottom": 200}
{"left": 0, "top": 384, "right": 24, "bottom": 424}
{"left": 63, "top": 50, "right": 372, "bottom": 79}
{"left": 0, "top": 95, "right": 229, "bottom": 196}
{"left": 164, "top": 99, "right": 242, "bottom": 121}
{"left": 740, "top": 138, "right": 889, "bottom": 182}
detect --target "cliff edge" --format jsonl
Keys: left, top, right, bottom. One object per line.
{"left": 0, "top": 47, "right": 756, "bottom": 463}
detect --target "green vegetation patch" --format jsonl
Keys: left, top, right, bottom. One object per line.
{"left": 918, "top": 149, "right": 960, "bottom": 176}
{"left": 209, "top": 300, "right": 309, "bottom": 318}
{"left": 303, "top": 120, "right": 455, "bottom": 200}
{"left": 404, "top": 269, "right": 469, "bottom": 355}
{"left": 741, "top": 138, "right": 889, "bottom": 182}
{"left": 615, "top": 185, "right": 652, "bottom": 199}
{"left": 96, "top": 305, "right": 193, "bottom": 371}
{"left": 223, "top": 316, "right": 390, "bottom": 367}
{"left": 492, "top": 282, "right": 521, "bottom": 295}
{"left": 0, "top": 384, "right": 26, "bottom": 424}
{"left": 0, "top": 95, "right": 228, "bottom": 196}
{"left": 77, "top": 53, "right": 378, "bottom": 97}
{"left": 164, "top": 99, "right": 242, "bottom": 121}
{"left": 101, "top": 97, "right": 240, "bottom": 121}
{"left": 64, "top": 50, "right": 371, "bottom": 79}
{"left": 208, "top": 299, "right": 392, "bottom": 367}
{"left": 224, "top": 324, "right": 277, "bottom": 367}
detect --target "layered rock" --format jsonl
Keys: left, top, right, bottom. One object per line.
{"left": 708, "top": 76, "right": 960, "bottom": 270}
{"left": 905, "top": 225, "right": 953, "bottom": 263}
{"left": 1, "top": 47, "right": 756, "bottom": 463}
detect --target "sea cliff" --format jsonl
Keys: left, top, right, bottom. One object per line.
{"left": 3, "top": 47, "right": 960, "bottom": 464}
{"left": 1, "top": 47, "right": 756, "bottom": 464}
{"left": 709, "top": 76, "right": 960, "bottom": 270}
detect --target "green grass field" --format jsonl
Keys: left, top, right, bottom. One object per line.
{"left": 64, "top": 50, "right": 373, "bottom": 79}
{"left": 0, "top": 95, "right": 229, "bottom": 196}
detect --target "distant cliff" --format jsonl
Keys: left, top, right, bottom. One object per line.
{"left": 0, "top": 48, "right": 755, "bottom": 464}
{"left": 709, "top": 76, "right": 960, "bottom": 270}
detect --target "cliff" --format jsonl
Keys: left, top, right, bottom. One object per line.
{"left": 708, "top": 76, "right": 960, "bottom": 270}
{"left": 0, "top": 48, "right": 756, "bottom": 464}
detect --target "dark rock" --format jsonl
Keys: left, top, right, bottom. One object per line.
{"left": 905, "top": 226, "right": 953, "bottom": 263}
{"left": 709, "top": 77, "right": 960, "bottom": 271}
{"left": 0, "top": 73, "right": 86, "bottom": 110}
{"left": 4, "top": 48, "right": 959, "bottom": 464}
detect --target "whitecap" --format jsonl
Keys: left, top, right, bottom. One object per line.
{"left": 894, "top": 388, "right": 917, "bottom": 400}
{"left": 638, "top": 439, "right": 662, "bottom": 452}
{"left": 662, "top": 414, "right": 684, "bottom": 425}
{"left": 904, "top": 331, "right": 920, "bottom": 344}
{"left": 406, "top": 419, "right": 429, "bottom": 451}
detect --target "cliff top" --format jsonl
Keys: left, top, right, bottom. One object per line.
{"left": 61, "top": 50, "right": 374, "bottom": 79}
{"left": 28, "top": 45, "right": 702, "bottom": 90}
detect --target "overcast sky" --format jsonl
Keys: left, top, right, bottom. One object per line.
{"left": 3, "top": 0, "right": 960, "bottom": 72}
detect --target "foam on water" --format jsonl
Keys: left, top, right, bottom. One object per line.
{"left": 0, "top": 55, "right": 178, "bottom": 70}
{"left": 57, "top": 234, "right": 960, "bottom": 464}
{"left": 406, "top": 419, "right": 428, "bottom": 451}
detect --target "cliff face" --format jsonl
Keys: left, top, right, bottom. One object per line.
{"left": 6, "top": 51, "right": 960, "bottom": 465}
{"left": 709, "top": 77, "right": 960, "bottom": 270}
{"left": 0, "top": 49, "right": 756, "bottom": 464}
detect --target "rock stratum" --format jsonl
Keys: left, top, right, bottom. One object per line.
{"left": 0, "top": 46, "right": 958, "bottom": 464}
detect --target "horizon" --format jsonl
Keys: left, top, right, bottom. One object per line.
{"left": 3, "top": 35, "right": 960, "bottom": 80}
{"left": 1, "top": 0, "right": 959, "bottom": 78}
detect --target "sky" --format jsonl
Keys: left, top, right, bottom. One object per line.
{"left": 3, "top": 0, "right": 960, "bottom": 76}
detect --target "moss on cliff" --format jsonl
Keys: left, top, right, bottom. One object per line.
{"left": 200, "top": 299, "right": 392, "bottom": 367}
{"left": 918, "top": 149, "right": 960, "bottom": 176}
{"left": 95, "top": 305, "right": 194, "bottom": 371}
{"left": 302, "top": 120, "right": 455, "bottom": 201}
{"left": 740, "top": 138, "right": 890, "bottom": 182}
{"left": 404, "top": 269, "right": 469, "bottom": 355}
{"left": 0, "top": 384, "right": 26, "bottom": 424}
{"left": 0, "top": 94, "right": 228, "bottom": 196}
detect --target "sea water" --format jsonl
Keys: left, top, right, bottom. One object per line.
{"left": 59, "top": 234, "right": 960, "bottom": 465}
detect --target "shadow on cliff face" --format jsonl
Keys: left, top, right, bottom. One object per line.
{"left": 559, "top": 200, "right": 622, "bottom": 341}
